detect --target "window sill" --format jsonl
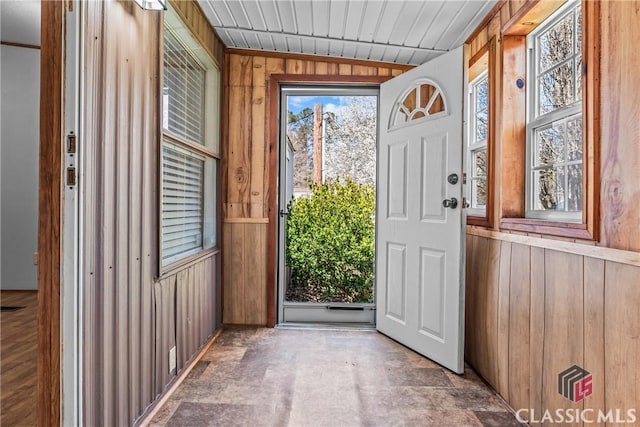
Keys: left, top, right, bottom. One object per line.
{"left": 500, "top": 217, "right": 595, "bottom": 241}
{"left": 159, "top": 247, "right": 220, "bottom": 279}
{"left": 467, "top": 215, "right": 491, "bottom": 228}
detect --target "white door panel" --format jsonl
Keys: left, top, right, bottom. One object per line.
{"left": 376, "top": 47, "right": 465, "bottom": 373}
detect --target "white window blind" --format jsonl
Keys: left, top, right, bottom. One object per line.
{"left": 162, "top": 141, "right": 205, "bottom": 264}
{"left": 163, "top": 28, "right": 206, "bottom": 145}
{"left": 161, "top": 14, "right": 219, "bottom": 269}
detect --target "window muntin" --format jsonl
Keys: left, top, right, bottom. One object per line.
{"left": 468, "top": 71, "right": 488, "bottom": 215}
{"left": 161, "top": 11, "right": 219, "bottom": 268}
{"left": 389, "top": 80, "right": 446, "bottom": 129}
{"left": 527, "top": 0, "right": 582, "bottom": 221}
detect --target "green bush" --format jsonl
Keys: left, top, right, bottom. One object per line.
{"left": 286, "top": 178, "right": 375, "bottom": 303}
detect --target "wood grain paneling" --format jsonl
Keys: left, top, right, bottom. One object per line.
{"left": 599, "top": 0, "right": 640, "bottom": 252}
{"left": 222, "top": 50, "right": 408, "bottom": 325}
{"left": 604, "top": 262, "right": 640, "bottom": 420}
{"left": 542, "top": 250, "right": 585, "bottom": 420}
{"left": 223, "top": 222, "right": 268, "bottom": 325}
{"left": 499, "top": 35, "right": 526, "bottom": 218}
{"left": 508, "top": 243, "right": 530, "bottom": 412}
{"left": 169, "top": 0, "right": 224, "bottom": 67}
{"left": 38, "top": 0, "right": 63, "bottom": 424}
{"left": 466, "top": 234, "right": 640, "bottom": 425}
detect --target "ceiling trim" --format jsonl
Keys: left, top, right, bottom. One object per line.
{"left": 224, "top": 47, "right": 415, "bottom": 71}
{"left": 218, "top": 26, "right": 449, "bottom": 54}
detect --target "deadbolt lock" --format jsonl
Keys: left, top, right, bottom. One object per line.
{"left": 447, "top": 173, "right": 458, "bottom": 185}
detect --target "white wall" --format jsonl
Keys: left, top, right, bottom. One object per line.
{"left": 1, "top": 45, "right": 40, "bottom": 290}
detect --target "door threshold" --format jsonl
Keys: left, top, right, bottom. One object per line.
{"left": 276, "top": 322, "right": 377, "bottom": 331}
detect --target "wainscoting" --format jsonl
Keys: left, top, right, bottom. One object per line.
{"left": 465, "top": 227, "right": 640, "bottom": 425}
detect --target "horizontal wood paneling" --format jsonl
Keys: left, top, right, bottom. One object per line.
{"left": 222, "top": 50, "right": 407, "bottom": 325}
{"left": 465, "top": 234, "right": 639, "bottom": 426}
{"left": 81, "top": 1, "right": 221, "bottom": 425}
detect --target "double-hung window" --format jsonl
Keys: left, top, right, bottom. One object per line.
{"left": 526, "top": 0, "right": 582, "bottom": 221}
{"left": 468, "top": 70, "right": 489, "bottom": 217}
{"left": 161, "top": 10, "right": 220, "bottom": 268}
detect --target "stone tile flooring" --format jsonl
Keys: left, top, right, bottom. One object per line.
{"left": 151, "top": 327, "right": 523, "bottom": 427}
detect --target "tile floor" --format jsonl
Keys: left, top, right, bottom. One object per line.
{"left": 151, "top": 326, "right": 523, "bottom": 427}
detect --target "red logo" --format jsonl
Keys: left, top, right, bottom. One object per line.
{"left": 558, "top": 365, "right": 593, "bottom": 402}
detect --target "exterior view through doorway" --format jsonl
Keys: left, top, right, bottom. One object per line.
{"left": 278, "top": 86, "right": 379, "bottom": 325}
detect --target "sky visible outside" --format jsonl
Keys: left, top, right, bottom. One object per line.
{"left": 287, "top": 95, "right": 349, "bottom": 117}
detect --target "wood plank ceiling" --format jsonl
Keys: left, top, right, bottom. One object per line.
{"left": 197, "top": 0, "right": 496, "bottom": 65}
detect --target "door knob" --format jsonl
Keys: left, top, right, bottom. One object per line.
{"left": 442, "top": 197, "right": 458, "bottom": 209}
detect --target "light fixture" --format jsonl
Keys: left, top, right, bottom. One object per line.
{"left": 134, "top": 0, "right": 166, "bottom": 11}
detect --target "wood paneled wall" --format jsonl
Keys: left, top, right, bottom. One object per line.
{"left": 465, "top": 228, "right": 640, "bottom": 425}
{"left": 80, "top": 1, "right": 221, "bottom": 425}
{"left": 465, "top": 0, "right": 640, "bottom": 421}
{"left": 169, "top": 0, "right": 224, "bottom": 68}
{"left": 221, "top": 50, "right": 410, "bottom": 325}
{"left": 599, "top": 0, "right": 640, "bottom": 251}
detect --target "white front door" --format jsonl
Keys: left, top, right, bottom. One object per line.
{"left": 376, "top": 47, "right": 465, "bottom": 373}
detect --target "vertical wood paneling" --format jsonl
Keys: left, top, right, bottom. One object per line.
{"left": 583, "top": 257, "right": 605, "bottom": 427}
{"left": 529, "top": 246, "right": 545, "bottom": 425}
{"left": 466, "top": 236, "right": 638, "bottom": 425}
{"left": 244, "top": 223, "right": 267, "bottom": 324}
{"left": 497, "top": 240, "right": 511, "bottom": 397}
{"left": 222, "top": 50, "right": 407, "bottom": 325}
{"left": 38, "top": 1, "right": 63, "bottom": 424}
{"left": 169, "top": 0, "right": 225, "bottom": 67}
{"left": 599, "top": 0, "right": 640, "bottom": 252}
{"left": 508, "top": 243, "right": 530, "bottom": 412}
{"left": 604, "top": 262, "right": 640, "bottom": 419}
{"left": 81, "top": 1, "right": 220, "bottom": 425}
{"left": 542, "top": 251, "right": 584, "bottom": 419}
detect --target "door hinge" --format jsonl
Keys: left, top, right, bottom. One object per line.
{"left": 67, "top": 132, "right": 77, "bottom": 154}
{"left": 66, "top": 132, "right": 77, "bottom": 188}
{"left": 66, "top": 167, "right": 77, "bottom": 187}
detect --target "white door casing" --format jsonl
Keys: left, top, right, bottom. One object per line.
{"left": 62, "top": 2, "right": 83, "bottom": 425}
{"left": 376, "top": 47, "right": 465, "bottom": 373}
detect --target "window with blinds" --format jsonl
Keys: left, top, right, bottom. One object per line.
{"left": 162, "top": 142, "right": 205, "bottom": 265}
{"left": 163, "top": 28, "right": 206, "bottom": 145}
{"left": 161, "top": 14, "right": 219, "bottom": 268}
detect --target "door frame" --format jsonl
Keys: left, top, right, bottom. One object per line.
{"left": 277, "top": 84, "right": 380, "bottom": 325}
{"left": 266, "top": 74, "right": 393, "bottom": 327}
{"left": 38, "top": 0, "right": 65, "bottom": 425}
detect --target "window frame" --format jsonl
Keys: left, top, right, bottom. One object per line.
{"left": 467, "top": 69, "right": 489, "bottom": 218}
{"left": 466, "top": 38, "right": 495, "bottom": 228}
{"left": 495, "top": 0, "right": 600, "bottom": 241}
{"left": 160, "top": 5, "right": 221, "bottom": 273}
{"left": 525, "top": 0, "right": 583, "bottom": 222}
